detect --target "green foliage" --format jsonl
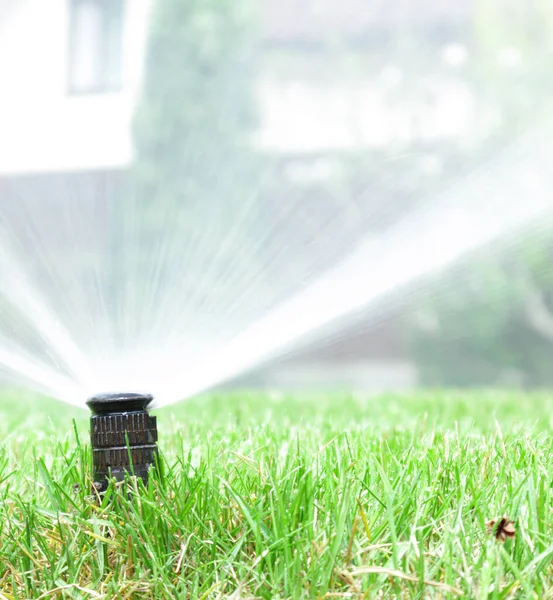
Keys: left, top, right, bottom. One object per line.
{"left": 407, "top": 1, "right": 553, "bottom": 386}
{"left": 116, "top": 0, "right": 266, "bottom": 322}
{"left": 471, "top": 0, "right": 553, "bottom": 133}
{"left": 409, "top": 228, "right": 553, "bottom": 387}
{"left": 133, "top": 0, "right": 260, "bottom": 200}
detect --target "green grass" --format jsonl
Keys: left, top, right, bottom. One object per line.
{"left": 1, "top": 391, "right": 553, "bottom": 599}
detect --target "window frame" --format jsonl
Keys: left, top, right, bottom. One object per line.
{"left": 66, "top": 0, "right": 126, "bottom": 96}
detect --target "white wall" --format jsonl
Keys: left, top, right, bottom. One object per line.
{"left": 0, "top": 0, "right": 151, "bottom": 175}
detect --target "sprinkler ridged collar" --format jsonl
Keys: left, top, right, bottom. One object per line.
{"left": 86, "top": 392, "right": 157, "bottom": 492}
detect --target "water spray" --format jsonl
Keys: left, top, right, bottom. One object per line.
{"left": 86, "top": 392, "right": 158, "bottom": 492}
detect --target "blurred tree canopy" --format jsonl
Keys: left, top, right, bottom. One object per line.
{"left": 127, "top": 0, "right": 553, "bottom": 384}
{"left": 472, "top": 0, "right": 553, "bottom": 136}
{"left": 407, "top": 0, "right": 553, "bottom": 387}
{"left": 133, "top": 0, "right": 259, "bottom": 200}
{"left": 409, "top": 227, "right": 553, "bottom": 387}
{"left": 128, "top": 0, "right": 267, "bottom": 326}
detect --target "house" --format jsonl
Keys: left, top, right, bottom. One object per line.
{"left": 0, "top": 0, "right": 151, "bottom": 176}
{"left": 0, "top": 0, "right": 477, "bottom": 174}
{"left": 0, "top": 0, "right": 478, "bottom": 393}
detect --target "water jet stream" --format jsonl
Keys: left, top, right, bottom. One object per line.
{"left": 1, "top": 131, "right": 552, "bottom": 406}
{"left": 0, "top": 249, "right": 93, "bottom": 384}
{"left": 0, "top": 345, "right": 82, "bottom": 404}
{"left": 155, "top": 133, "right": 553, "bottom": 405}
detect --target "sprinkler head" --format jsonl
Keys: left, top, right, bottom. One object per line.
{"left": 86, "top": 392, "right": 158, "bottom": 492}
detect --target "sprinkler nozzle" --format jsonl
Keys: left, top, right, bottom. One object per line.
{"left": 86, "top": 392, "right": 158, "bottom": 492}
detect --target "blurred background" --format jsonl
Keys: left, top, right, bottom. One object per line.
{"left": 1, "top": 0, "right": 553, "bottom": 398}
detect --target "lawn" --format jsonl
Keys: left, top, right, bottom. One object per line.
{"left": 0, "top": 391, "right": 552, "bottom": 599}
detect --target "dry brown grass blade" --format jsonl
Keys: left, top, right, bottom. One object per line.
{"left": 175, "top": 541, "right": 187, "bottom": 574}
{"left": 356, "top": 498, "right": 371, "bottom": 542}
{"left": 35, "top": 584, "right": 103, "bottom": 599}
{"left": 337, "top": 569, "right": 360, "bottom": 594}
{"left": 345, "top": 515, "right": 359, "bottom": 565}
{"left": 346, "top": 566, "right": 463, "bottom": 596}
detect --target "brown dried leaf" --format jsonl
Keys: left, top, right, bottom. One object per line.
{"left": 486, "top": 517, "right": 516, "bottom": 542}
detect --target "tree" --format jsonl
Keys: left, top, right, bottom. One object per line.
{"left": 405, "top": 0, "right": 553, "bottom": 387}
{"left": 121, "top": 0, "right": 265, "bottom": 333}
{"left": 471, "top": 0, "right": 553, "bottom": 138}
{"left": 408, "top": 220, "right": 553, "bottom": 387}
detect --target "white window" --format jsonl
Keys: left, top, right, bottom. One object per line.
{"left": 68, "top": 0, "right": 125, "bottom": 94}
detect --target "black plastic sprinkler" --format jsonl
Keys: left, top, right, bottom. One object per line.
{"left": 86, "top": 392, "right": 158, "bottom": 492}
